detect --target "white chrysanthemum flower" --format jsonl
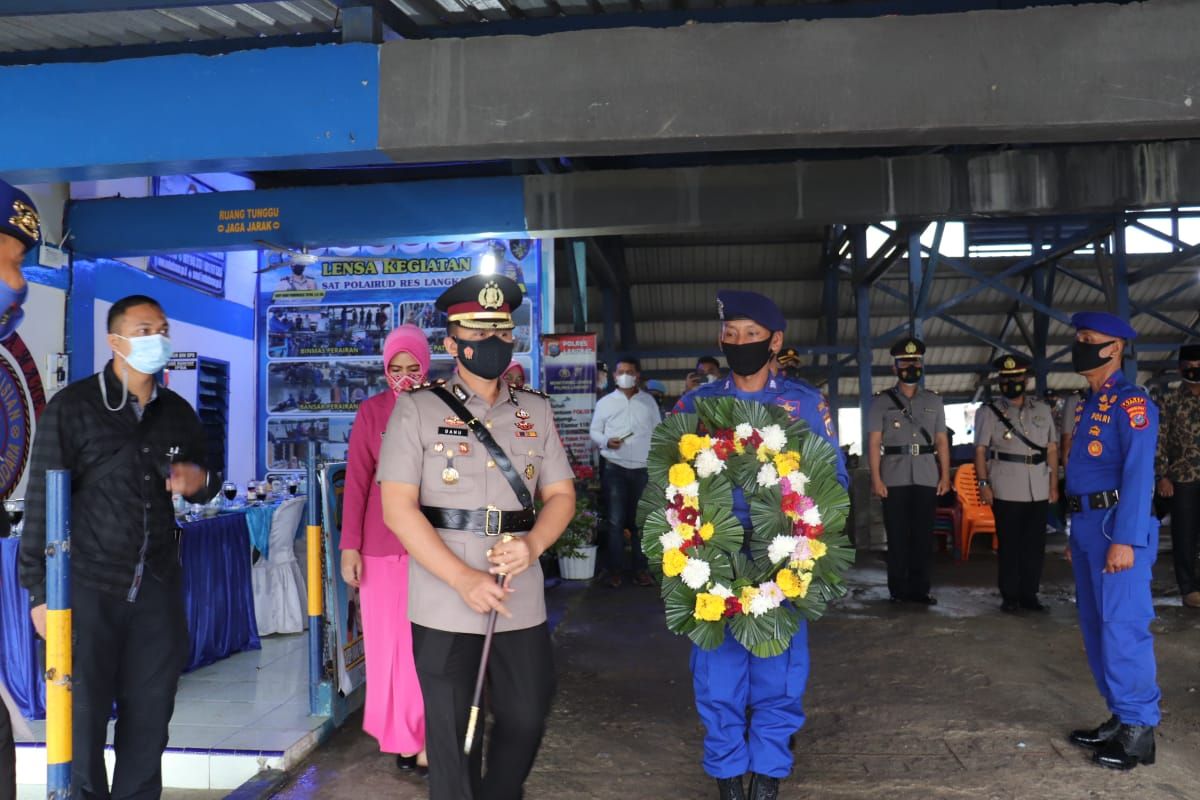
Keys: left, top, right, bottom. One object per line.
{"left": 748, "top": 592, "right": 774, "bottom": 617}
{"left": 734, "top": 423, "right": 754, "bottom": 440}
{"left": 660, "top": 531, "right": 685, "bottom": 551}
{"left": 694, "top": 448, "right": 726, "bottom": 479}
{"left": 801, "top": 507, "right": 823, "bottom": 527}
{"left": 681, "top": 557, "right": 711, "bottom": 590}
{"left": 709, "top": 583, "right": 733, "bottom": 599}
{"left": 756, "top": 463, "right": 779, "bottom": 488}
{"left": 792, "top": 536, "right": 814, "bottom": 563}
{"left": 786, "top": 471, "right": 809, "bottom": 497}
{"left": 665, "top": 485, "right": 679, "bottom": 502}
{"left": 761, "top": 424, "right": 787, "bottom": 452}
{"left": 680, "top": 481, "right": 700, "bottom": 498}
{"left": 768, "top": 535, "right": 799, "bottom": 564}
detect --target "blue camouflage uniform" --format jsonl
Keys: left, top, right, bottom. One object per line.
{"left": 674, "top": 370, "right": 848, "bottom": 780}
{"left": 1065, "top": 314, "right": 1161, "bottom": 728}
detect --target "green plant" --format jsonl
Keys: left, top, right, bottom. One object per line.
{"left": 550, "top": 493, "right": 600, "bottom": 560}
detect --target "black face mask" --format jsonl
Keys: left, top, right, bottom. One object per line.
{"left": 1071, "top": 340, "right": 1114, "bottom": 374}
{"left": 291, "top": 264, "right": 306, "bottom": 276}
{"left": 454, "top": 335, "right": 514, "bottom": 381}
{"left": 722, "top": 339, "right": 774, "bottom": 377}
{"left": 897, "top": 366, "right": 923, "bottom": 385}
{"left": 1182, "top": 367, "right": 1200, "bottom": 384}
{"left": 999, "top": 382, "right": 1025, "bottom": 400}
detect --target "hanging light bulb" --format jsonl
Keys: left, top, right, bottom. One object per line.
{"left": 480, "top": 252, "right": 497, "bottom": 275}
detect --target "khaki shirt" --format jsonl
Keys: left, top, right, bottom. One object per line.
{"left": 1155, "top": 385, "right": 1200, "bottom": 484}
{"left": 973, "top": 397, "right": 1057, "bottom": 503}
{"left": 867, "top": 387, "right": 946, "bottom": 488}
{"left": 376, "top": 379, "right": 574, "bottom": 634}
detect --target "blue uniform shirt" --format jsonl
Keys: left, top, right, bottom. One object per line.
{"left": 673, "top": 373, "right": 849, "bottom": 529}
{"left": 1066, "top": 371, "right": 1159, "bottom": 547}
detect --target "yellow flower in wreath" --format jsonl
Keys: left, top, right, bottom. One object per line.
{"left": 662, "top": 548, "right": 687, "bottom": 577}
{"left": 698, "top": 522, "right": 715, "bottom": 541}
{"left": 776, "top": 568, "right": 806, "bottom": 599}
{"left": 739, "top": 586, "right": 759, "bottom": 607}
{"left": 773, "top": 451, "right": 801, "bottom": 477}
{"left": 681, "top": 496, "right": 700, "bottom": 511}
{"left": 679, "top": 434, "right": 712, "bottom": 462}
{"left": 669, "top": 462, "right": 697, "bottom": 488}
{"left": 809, "top": 539, "right": 827, "bottom": 560}
{"left": 756, "top": 444, "right": 773, "bottom": 463}
{"left": 694, "top": 593, "right": 725, "bottom": 622}
{"left": 677, "top": 523, "right": 697, "bottom": 540}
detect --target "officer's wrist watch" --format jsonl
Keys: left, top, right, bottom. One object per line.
{"left": 977, "top": 479, "right": 991, "bottom": 488}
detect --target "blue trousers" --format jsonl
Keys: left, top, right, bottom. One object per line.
{"left": 1069, "top": 511, "right": 1161, "bottom": 727}
{"left": 690, "top": 625, "right": 809, "bottom": 779}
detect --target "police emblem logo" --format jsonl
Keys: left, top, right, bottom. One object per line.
{"left": 1087, "top": 440, "right": 1103, "bottom": 457}
{"left": 1003, "top": 357, "right": 1015, "bottom": 370}
{"left": 515, "top": 408, "right": 530, "bottom": 420}
{"left": 9, "top": 199, "right": 39, "bottom": 242}
{"left": 442, "top": 466, "right": 460, "bottom": 484}
{"left": 904, "top": 341, "right": 917, "bottom": 355}
{"left": 524, "top": 463, "right": 535, "bottom": 480}
{"left": 478, "top": 281, "right": 504, "bottom": 310}
{"left": 1130, "top": 412, "right": 1148, "bottom": 430}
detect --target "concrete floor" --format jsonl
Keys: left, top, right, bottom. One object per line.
{"left": 266, "top": 543, "right": 1200, "bottom": 800}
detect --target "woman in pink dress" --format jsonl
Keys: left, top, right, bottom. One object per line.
{"left": 340, "top": 324, "right": 429, "bottom": 772}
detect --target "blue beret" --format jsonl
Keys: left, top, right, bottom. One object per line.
{"left": 0, "top": 179, "right": 40, "bottom": 252}
{"left": 716, "top": 290, "right": 786, "bottom": 332}
{"left": 644, "top": 379, "right": 667, "bottom": 394}
{"left": 1071, "top": 312, "right": 1137, "bottom": 340}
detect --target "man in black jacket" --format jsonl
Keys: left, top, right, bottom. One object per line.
{"left": 20, "top": 295, "right": 218, "bottom": 800}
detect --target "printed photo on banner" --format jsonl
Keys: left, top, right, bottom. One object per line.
{"left": 267, "top": 303, "right": 393, "bottom": 359}
{"left": 399, "top": 300, "right": 532, "bottom": 356}
{"left": 265, "top": 417, "right": 354, "bottom": 471}
{"left": 267, "top": 360, "right": 386, "bottom": 414}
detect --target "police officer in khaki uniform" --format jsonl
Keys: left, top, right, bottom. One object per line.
{"left": 378, "top": 273, "right": 576, "bottom": 800}
{"left": 973, "top": 354, "right": 1060, "bottom": 613}
{"left": 867, "top": 337, "right": 951, "bottom": 605}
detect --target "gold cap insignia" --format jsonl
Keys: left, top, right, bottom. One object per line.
{"left": 9, "top": 200, "right": 39, "bottom": 243}
{"left": 1003, "top": 357, "right": 1015, "bottom": 369}
{"left": 478, "top": 281, "right": 504, "bottom": 310}
{"left": 904, "top": 341, "right": 917, "bottom": 355}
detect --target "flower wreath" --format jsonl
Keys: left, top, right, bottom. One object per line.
{"left": 636, "top": 397, "right": 854, "bottom": 657}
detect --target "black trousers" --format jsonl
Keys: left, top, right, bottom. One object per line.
{"left": 1171, "top": 481, "right": 1200, "bottom": 596}
{"left": 0, "top": 696, "right": 13, "bottom": 800}
{"left": 412, "top": 623, "right": 555, "bottom": 800}
{"left": 73, "top": 574, "right": 188, "bottom": 800}
{"left": 991, "top": 498, "right": 1049, "bottom": 604}
{"left": 882, "top": 485, "right": 937, "bottom": 600}
{"left": 601, "top": 462, "right": 650, "bottom": 574}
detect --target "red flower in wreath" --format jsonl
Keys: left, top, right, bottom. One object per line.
{"left": 724, "top": 596, "right": 742, "bottom": 618}
{"left": 679, "top": 506, "right": 700, "bottom": 526}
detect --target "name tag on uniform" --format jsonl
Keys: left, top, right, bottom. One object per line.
{"left": 437, "top": 426, "right": 468, "bottom": 437}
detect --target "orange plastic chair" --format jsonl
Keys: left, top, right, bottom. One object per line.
{"left": 953, "top": 464, "right": 997, "bottom": 562}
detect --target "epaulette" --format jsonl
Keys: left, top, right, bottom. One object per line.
{"left": 409, "top": 379, "right": 446, "bottom": 393}
{"left": 516, "top": 385, "right": 550, "bottom": 400}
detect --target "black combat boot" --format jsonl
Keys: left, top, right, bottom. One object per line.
{"left": 1068, "top": 714, "right": 1120, "bottom": 749}
{"left": 747, "top": 774, "right": 779, "bottom": 800}
{"left": 1094, "top": 725, "right": 1155, "bottom": 770}
{"left": 716, "top": 776, "right": 745, "bottom": 800}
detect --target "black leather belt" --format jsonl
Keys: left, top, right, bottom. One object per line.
{"left": 421, "top": 505, "right": 535, "bottom": 536}
{"left": 994, "top": 452, "right": 1046, "bottom": 465}
{"left": 1067, "top": 490, "right": 1119, "bottom": 513}
{"left": 883, "top": 444, "right": 935, "bottom": 456}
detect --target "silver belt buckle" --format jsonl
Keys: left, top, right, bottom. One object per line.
{"left": 484, "top": 505, "right": 503, "bottom": 536}
{"left": 909, "top": 444, "right": 921, "bottom": 456}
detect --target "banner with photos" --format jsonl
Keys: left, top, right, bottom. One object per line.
{"left": 541, "top": 333, "right": 598, "bottom": 480}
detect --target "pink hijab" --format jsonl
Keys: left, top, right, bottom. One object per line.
{"left": 383, "top": 325, "right": 431, "bottom": 394}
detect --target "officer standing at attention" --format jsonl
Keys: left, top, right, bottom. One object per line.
{"left": 377, "top": 273, "right": 576, "bottom": 800}
{"left": 867, "top": 338, "right": 951, "bottom": 605}
{"left": 1154, "top": 343, "right": 1200, "bottom": 609}
{"left": 1064, "top": 312, "right": 1160, "bottom": 771}
{"left": 973, "top": 354, "right": 1059, "bottom": 613}
{"left": 673, "top": 290, "right": 848, "bottom": 800}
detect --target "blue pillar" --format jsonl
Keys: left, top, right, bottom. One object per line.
{"left": 45, "top": 470, "right": 72, "bottom": 800}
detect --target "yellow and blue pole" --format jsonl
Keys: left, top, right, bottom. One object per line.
{"left": 44, "top": 469, "right": 71, "bottom": 799}
{"left": 305, "top": 447, "right": 322, "bottom": 715}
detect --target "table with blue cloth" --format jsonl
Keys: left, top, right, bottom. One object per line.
{"left": 0, "top": 504, "right": 279, "bottom": 720}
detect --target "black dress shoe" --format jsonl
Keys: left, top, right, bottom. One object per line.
{"left": 910, "top": 595, "right": 938, "bottom": 606}
{"left": 1069, "top": 715, "right": 1120, "bottom": 749}
{"left": 716, "top": 776, "right": 746, "bottom": 800}
{"left": 747, "top": 774, "right": 779, "bottom": 800}
{"left": 396, "top": 754, "right": 418, "bottom": 771}
{"left": 1094, "top": 724, "right": 1155, "bottom": 770}
{"left": 1020, "top": 599, "right": 1047, "bottom": 612}
{"left": 1001, "top": 600, "right": 1020, "bottom": 614}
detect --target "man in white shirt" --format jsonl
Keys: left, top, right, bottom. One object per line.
{"left": 590, "top": 357, "right": 662, "bottom": 588}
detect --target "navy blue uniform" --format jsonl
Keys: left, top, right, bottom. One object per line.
{"left": 674, "top": 373, "right": 847, "bottom": 779}
{"left": 1066, "top": 372, "right": 1161, "bottom": 727}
